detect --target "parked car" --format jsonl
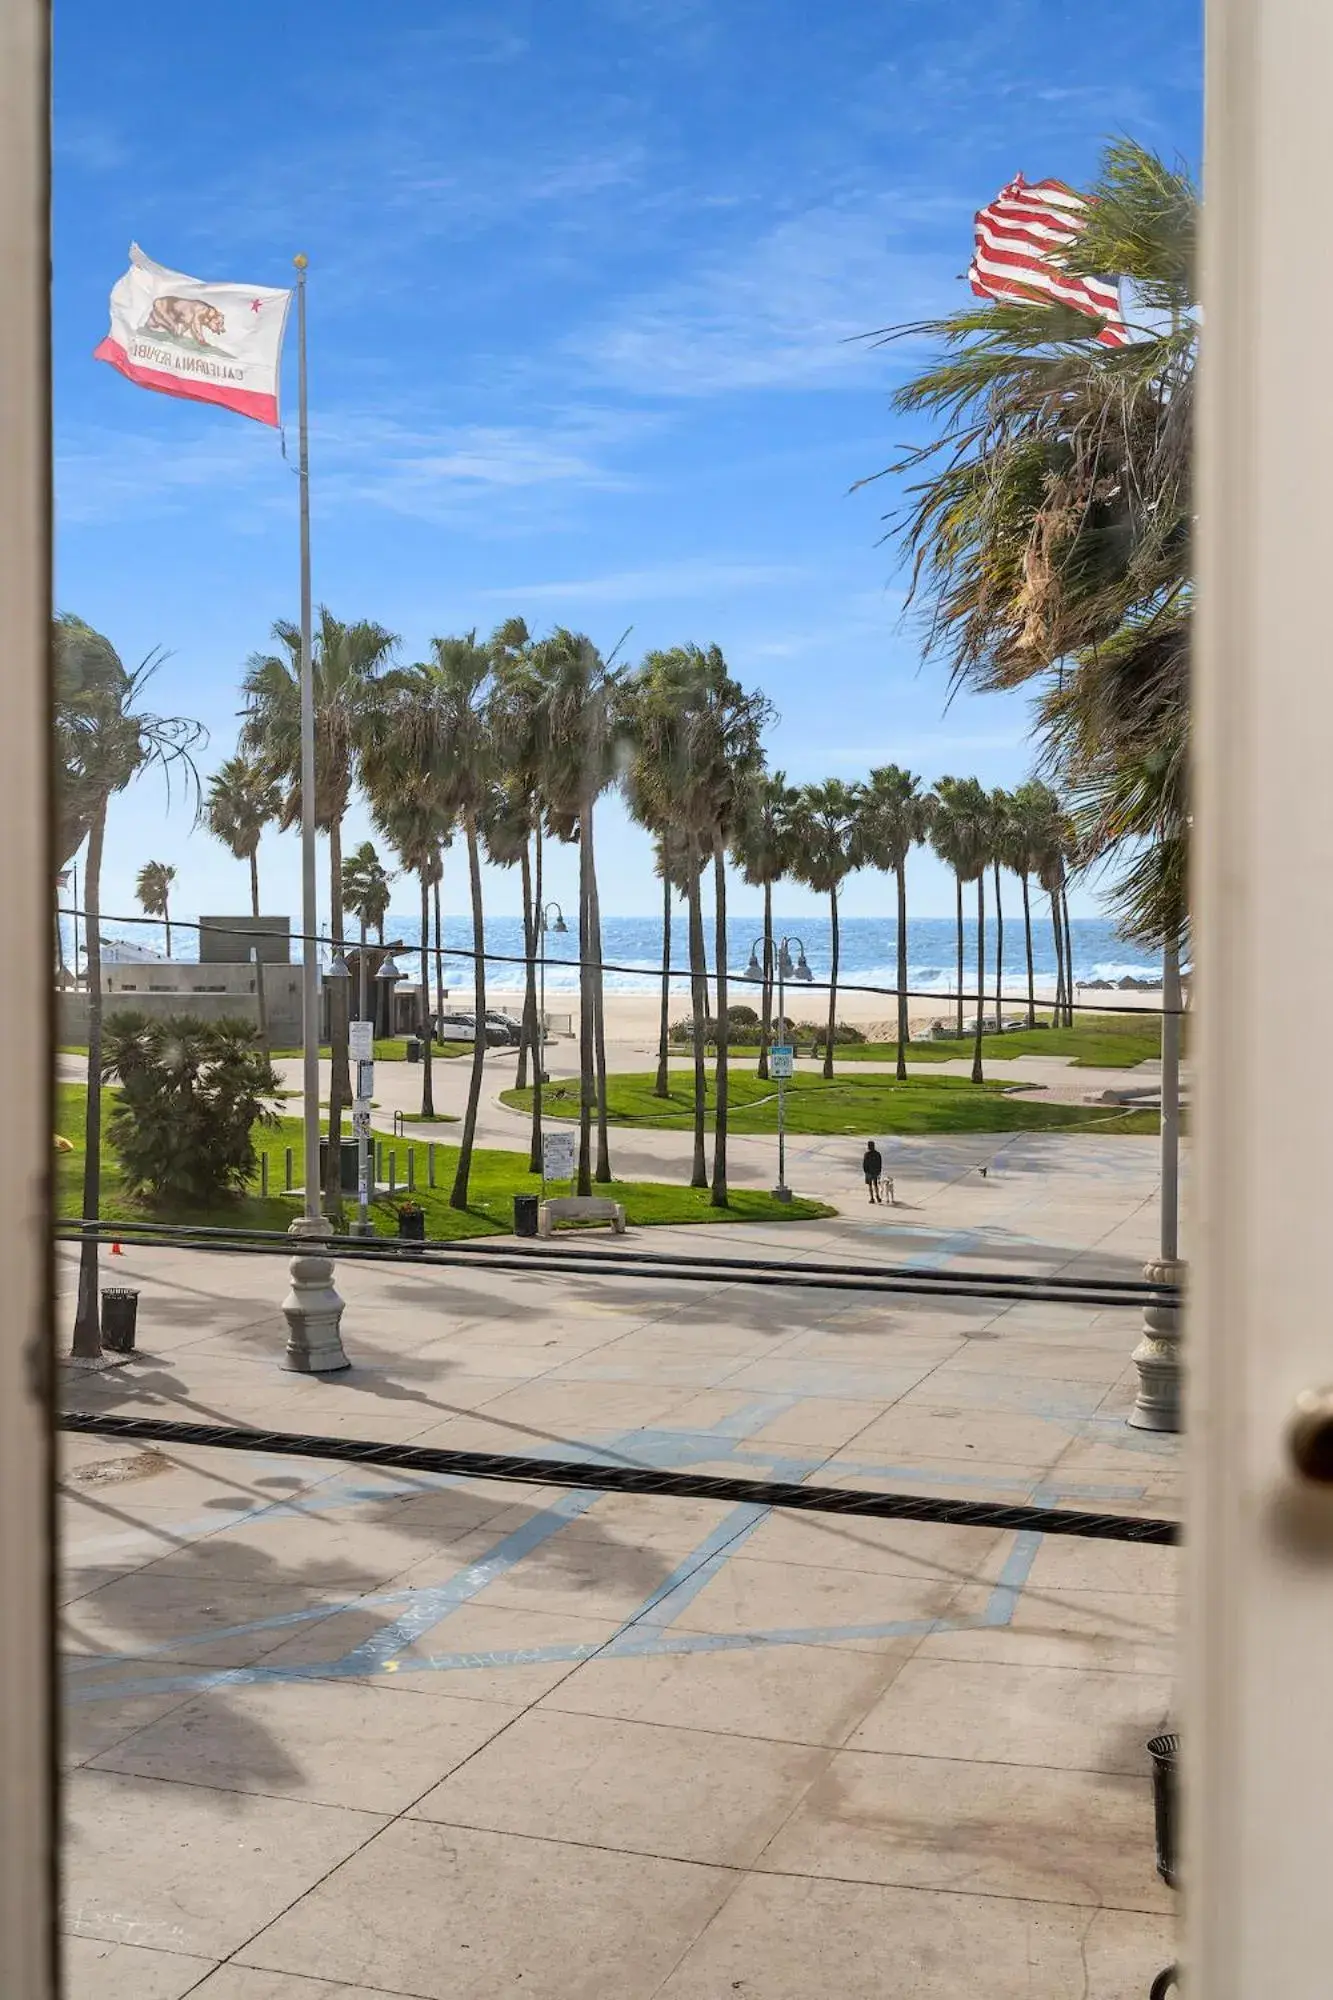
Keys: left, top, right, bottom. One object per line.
{"left": 433, "top": 1010, "right": 517, "bottom": 1048}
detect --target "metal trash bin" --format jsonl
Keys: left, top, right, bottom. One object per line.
{"left": 405, "top": 1036, "right": 421, "bottom": 1064}
{"left": 101, "top": 1288, "right": 139, "bottom": 1353}
{"left": 513, "top": 1194, "right": 540, "bottom": 1238}
{"left": 396, "top": 1206, "right": 426, "bottom": 1244}
{"left": 1147, "top": 1732, "right": 1179, "bottom": 1888}
{"left": 318, "top": 1136, "right": 361, "bottom": 1195}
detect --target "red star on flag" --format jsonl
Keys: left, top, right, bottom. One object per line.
{"left": 250, "top": 298, "right": 262, "bottom": 314}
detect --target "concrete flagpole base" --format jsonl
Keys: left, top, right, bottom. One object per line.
{"left": 1128, "top": 1256, "right": 1184, "bottom": 1431}
{"left": 282, "top": 1216, "right": 350, "bottom": 1373}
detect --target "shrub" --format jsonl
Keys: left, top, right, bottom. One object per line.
{"left": 102, "top": 1013, "right": 280, "bottom": 1207}
{"left": 792, "top": 1019, "right": 867, "bottom": 1050}
{"left": 669, "top": 1003, "right": 765, "bottom": 1046}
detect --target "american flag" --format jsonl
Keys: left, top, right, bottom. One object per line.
{"left": 969, "top": 174, "right": 1128, "bottom": 348}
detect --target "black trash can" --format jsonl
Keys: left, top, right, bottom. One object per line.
{"left": 405, "top": 1036, "right": 421, "bottom": 1064}
{"left": 396, "top": 1206, "right": 426, "bottom": 1244}
{"left": 318, "top": 1136, "right": 362, "bottom": 1195}
{"left": 1147, "top": 1732, "right": 1179, "bottom": 1888}
{"left": 101, "top": 1288, "right": 139, "bottom": 1353}
{"left": 513, "top": 1193, "right": 540, "bottom": 1238}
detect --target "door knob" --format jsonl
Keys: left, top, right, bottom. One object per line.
{"left": 1288, "top": 1388, "right": 1333, "bottom": 1483}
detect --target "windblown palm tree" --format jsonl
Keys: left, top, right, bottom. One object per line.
{"left": 54, "top": 614, "right": 204, "bottom": 1356}
{"left": 531, "top": 629, "right": 624, "bottom": 1195}
{"left": 731, "top": 770, "right": 797, "bottom": 1081}
{"left": 851, "top": 766, "right": 931, "bottom": 1079}
{"left": 871, "top": 139, "right": 1194, "bottom": 947}
{"left": 930, "top": 775, "right": 993, "bottom": 1077}
{"left": 203, "top": 753, "right": 282, "bottom": 919}
{"left": 135, "top": 860, "right": 177, "bottom": 957}
{"left": 1004, "top": 778, "right": 1064, "bottom": 1026}
{"left": 791, "top": 780, "right": 858, "bottom": 1080}
{"left": 242, "top": 607, "right": 396, "bottom": 1217}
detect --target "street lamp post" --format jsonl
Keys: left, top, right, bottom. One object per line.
{"left": 537, "top": 902, "right": 567, "bottom": 1088}
{"left": 1130, "top": 937, "right": 1185, "bottom": 1429}
{"left": 744, "top": 933, "right": 812, "bottom": 1202}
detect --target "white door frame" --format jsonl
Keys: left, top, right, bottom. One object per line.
{"left": 0, "top": 0, "right": 57, "bottom": 1992}
{"left": 1189, "top": 0, "right": 1333, "bottom": 1991}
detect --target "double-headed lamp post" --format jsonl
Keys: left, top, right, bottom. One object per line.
{"left": 537, "top": 902, "right": 567, "bottom": 1087}
{"left": 744, "top": 933, "right": 812, "bottom": 1202}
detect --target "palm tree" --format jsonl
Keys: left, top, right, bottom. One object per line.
{"left": 731, "top": 770, "right": 797, "bottom": 1080}
{"left": 203, "top": 753, "right": 281, "bottom": 917}
{"left": 930, "top": 776, "right": 994, "bottom": 1075}
{"left": 135, "top": 860, "right": 177, "bottom": 956}
{"left": 872, "top": 139, "right": 1194, "bottom": 948}
{"left": 242, "top": 607, "right": 396, "bottom": 1216}
{"left": 791, "top": 780, "right": 858, "bottom": 1079}
{"left": 989, "top": 790, "right": 1013, "bottom": 1031}
{"left": 363, "top": 786, "right": 444, "bottom": 1118}
{"left": 532, "top": 629, "right": 623, "bottom": 1194}
{"left": 341, "top": 840, "right": 393, "bottom": 1034}
{"left": 851, "top": 766, "right": 930, "bottom": 1080}
{"left": 54, "top": 615, "right": 204, "bottom": 1356}
{"left": 649, "top": 828, "right": 698, "bottom": 1099}
{"left": 1003, "top": 779, "right": 1061, "bottom": 1027}
{"left": 479, "top": 780, "right": 537, "bottom": 1088}
{"left": 486, "top": 619, "right": 545, "bottom": 1112}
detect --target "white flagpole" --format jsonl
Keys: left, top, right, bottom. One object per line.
{"left": 282, "top": 251, "right": 348, "bottom": 1372}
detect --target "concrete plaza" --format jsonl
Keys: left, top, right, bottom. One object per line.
{"left": 58, "top": 1085, "right": 1180, "bottom": 1998}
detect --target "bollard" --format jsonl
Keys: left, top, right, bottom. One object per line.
{"left": 408, "top": 1147, "right": 416, "bottom": 1192}
{"left": 389, "top": 1151, "right": 397, "bottom": 1195}
{"left": 376, "top": 1141, "right": 383, "bottom": 1184}
{"left": 260, "top": 1154, "right": 269, "bottom": 1198}
{"left": 285, "top": 1147, "right": 294, "bottom": 1193}
{"left": 428, "top": 1143, "right": 436, "bottom": 1189}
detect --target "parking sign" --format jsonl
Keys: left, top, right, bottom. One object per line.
{"left": 770, "top": 1045, "right": 794, "bottom": 1079}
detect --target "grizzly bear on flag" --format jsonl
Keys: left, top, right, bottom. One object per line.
{"left": 142, "top": 296, "right": 227, "bottom": 346}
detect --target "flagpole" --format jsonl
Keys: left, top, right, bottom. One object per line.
{"left": 282, "top": 252, "right": 348, "bottom": 1372}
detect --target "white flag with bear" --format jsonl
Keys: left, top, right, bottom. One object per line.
{"left": 94, "top": 244, "right": 292, "bottom": 428}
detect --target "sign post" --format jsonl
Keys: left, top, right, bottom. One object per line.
{"left": 349, "top": 1019, "right": 374, "bottom": 1236}
{"left": 770, "top": 1044, "right": 794, "bottom": 1202}
{"left": 541, "top": 1127, "right": 576, "bottom": 1199}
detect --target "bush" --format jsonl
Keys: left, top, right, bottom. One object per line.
{"left": 791, "top": 1019, "right": 867, "bottom": 1050}
{"left": 102, "top": 1013, "right": 280, "bottom": 1207}
{"left": 669, "top": 1003, "right": 766, "bottom": 1046}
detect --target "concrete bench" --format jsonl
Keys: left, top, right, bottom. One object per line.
{"left": 538, "top": 1195, "right": 627, "bottom": 1238}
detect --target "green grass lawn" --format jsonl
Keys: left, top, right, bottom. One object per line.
{"left": 55, "top": 1084, "right": 833, "bottom": 1237}
{"left": 701, "top": 1012, "right": 1164, "bottom": 1071}
{"left": 503, "top": 1069, "right": 1158, "bottom": 1137}
{"left": 60, "top": 1037, "right": 472, "bottom": 1062}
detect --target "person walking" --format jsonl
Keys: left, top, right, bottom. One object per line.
{"left": 862, "top": 1140, "right": 884, "bottom": 1204}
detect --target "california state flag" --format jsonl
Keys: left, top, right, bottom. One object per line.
{"left": 94, "top": 244, "right": 292, "bottom": 428}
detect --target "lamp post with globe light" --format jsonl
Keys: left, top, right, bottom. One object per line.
{"left": 744, "top": 933, "right": 812, "bottom": 1201}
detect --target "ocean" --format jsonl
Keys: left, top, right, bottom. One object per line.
{"left": 86, "top": 909, "right": 1163, "bottom": 999}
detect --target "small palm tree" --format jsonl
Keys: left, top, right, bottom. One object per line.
{"left": 791, "top": 780, "right": 858, "bottom": 1079}
{"left": 851, "top": 766, "right": 930, "bottom": 1079}
{"left": 54, "top": 615, "right": 204, "bottom": 1356}
{"left": 203, "top": 753, "right": 281, "bottom": 917}
{"left": 135, "top": 860, "right": 177, "bottom": 956}
{"left": 731, "top": 770, "right": 797, "bottom": 1080}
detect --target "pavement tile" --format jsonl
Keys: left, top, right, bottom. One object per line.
{"left": 665, "top": 1557, "right": 965, "bottom": 1648}
{"left": 187, "top": 1969, "right": 435, "bottom": 1998}
{"left": 757, "top": 1748, "right": 1173, "bottom": 1912}
{"left": 234, "top": 1817, "right": 732, "bottom": 1999}
{"left": 654, "top": 1874, "right": 1128, "bottom": 1999}
{"left": 62, "top": 1935, "right": 217, "bottom": 1999}
{"left": 90, "top": 1678, "right": 522, "bottom": 1812}
{"left": 64, "top": 1769, "right": 387, "bottom": 1960}
{"left": 59, "top": 1572, "right": 370, "bottom": 1669}
{"left": 846, "top": 1656, "right": 1173, "bottom": 1773}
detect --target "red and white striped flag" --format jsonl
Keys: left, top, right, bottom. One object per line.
{"left": 969, "top": 174, "right": 1127, "bottom": 348}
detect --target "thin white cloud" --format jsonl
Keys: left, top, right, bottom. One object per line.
{"left": 582, "top": 200, "right": 951, "bottom": 396}
{"left": 479, "top": 559, "right": 808, "bottom": 606}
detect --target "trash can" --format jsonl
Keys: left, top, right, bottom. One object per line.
{"left": 396, "top": 1206, "right": 426, "bottom": 1243}
{"left": 1147, "top": 1732, "right": 1179, "bottom": 1888}
{"left": 513, "top": 1193, "right": 540, "bottom": 1238}
{"left": 318, "top": 1136, "right": 362, "bottom": 1195}
{"left": 101, "top": 1288, "right": 139, "bottom": 1353}
{"left": 405, "top": 1036, "right": 421, "bottom": 1064}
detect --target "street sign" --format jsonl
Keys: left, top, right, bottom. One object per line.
{"left": 351, "top": 1107, "right": 371, "bottom": 1136}
{"left": 542, "top": 1130, "right": 576, "bottom": 1183}
{"left": 349, "top": 1020, "right": 373, "bottom": 1062}
{"left": 770, "top": 1045, "right": 794, "bottom": 1080}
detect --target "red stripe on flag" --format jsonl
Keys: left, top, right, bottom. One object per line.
{"left": 93, "top": 337, "right": 280, "bottom": 428}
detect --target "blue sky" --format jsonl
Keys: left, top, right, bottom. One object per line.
{"left": 54, "top": 0, "right": 1201, "bottom": 934}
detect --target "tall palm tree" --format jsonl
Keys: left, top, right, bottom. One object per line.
{"left": 54, "top": 614, "right": 204, "bottom": 1356}
{"left": 341, "top": 840, "right": 393, "bottom": 1039}
{"left": 989, "top": 789, "right": 1013, "bottom": 1031}
{"left": 203, "top": 753, "right": 281, "bottom": 917}
{"left": 851, "top": 766, "right": 930, "bottom": 1080}
{"left": 242, "top": 607, "right": 396, "bottom": 1217}
{"left": 486, "top": 619, "right": 544, "bottom": 1113}
{"left": 362, "top": 785, "right": 444, "bottom": 1118}
{"left": 873, "top": 139, "right": 1194, "bottom": 948}
{"left": 479, "top": 780, "right": 537, "bottom": 1089}
{"left": 791, "top": 780, "right": 858, "bottom": 1080}
{"left": 731, "top": 769, "right": 797, "bottom": 1081}
{"left": 929, "top": 777, "right": 970, "bottom": 1041}
{"left": 135, "top": 860, "right": 177, "bottom": 956}
{"left": 649, "top": 828, "right": 699, "bottom": 1099}
{"left": 1003, "top": 779, "right": 1060, "bottom": 1027}
{"left": 532, "top": 629, "right": 623, "bottom": 1194}
{"left": 937, "top": 778, "right": 994, "bottom": 1081}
